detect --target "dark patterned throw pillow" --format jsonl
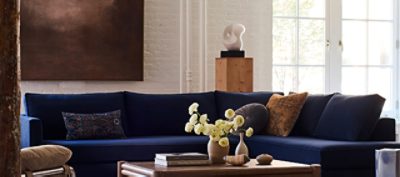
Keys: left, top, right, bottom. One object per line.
{"left": 62, "top": 110, "right": 126, "bottom": 140}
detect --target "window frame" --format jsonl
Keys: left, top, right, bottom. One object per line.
{"left": 272, "top": 0, "right": 400, "bottom": 118}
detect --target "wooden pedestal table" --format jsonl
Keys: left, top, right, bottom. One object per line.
{"left": 117, "top": 159, "right": 320, "bottom": 177}
{"left": 215, "top": 57, "right": 253, "bottom": 92}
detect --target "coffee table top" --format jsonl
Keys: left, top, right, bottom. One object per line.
{"left": 118, "top": 159, "right": 320, "bottom": 177}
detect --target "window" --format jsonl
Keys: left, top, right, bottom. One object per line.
{"left": 272, "top": 0, "right": 398, "bottom": 117}
{"left": 273, "top": 0, "right": 326, "bottom": 94}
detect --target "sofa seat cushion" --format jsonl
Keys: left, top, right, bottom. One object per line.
{"left": 25, "top": 92, "right": 127, "bottom": 140}
{"left": 247, "top": 135, "right": 400, "bottom": 170}
{"left": 125, "top": 92, "right": 217, "bottom": 136}
{"left": 44, "top": 136, "right": 211, "bottom": 163}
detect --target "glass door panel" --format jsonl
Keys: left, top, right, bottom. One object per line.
{"left": 273, "top": 0, "right": 326, "bottom": 94}
{"left": 341, "top": 0, "right": 395, "bottom": 114}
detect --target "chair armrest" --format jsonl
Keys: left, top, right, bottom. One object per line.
{"left": 20, "top": 115, "right": 43, "bottom": 148}
{"left": 370, "top": 117, "right": 396, "bottom": 141}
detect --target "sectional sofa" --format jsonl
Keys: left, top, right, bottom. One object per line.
{"left": 21, "top": 91, "right": 400, "bottom": 177}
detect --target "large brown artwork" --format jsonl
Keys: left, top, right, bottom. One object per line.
{"left": 21, "top": 0, "right": 144, "bottom": 80}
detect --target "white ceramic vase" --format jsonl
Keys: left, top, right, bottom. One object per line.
{"left": 235, "top": 132, "right": 249, "bottom": 156}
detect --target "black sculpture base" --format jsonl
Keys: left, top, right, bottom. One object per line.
{"left": 221, "top": 50, "right": 245, "bottom": 58}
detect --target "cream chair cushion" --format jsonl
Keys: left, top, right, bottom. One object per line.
{"left": 21, "top": 145, "right": 72, "bottom": 172}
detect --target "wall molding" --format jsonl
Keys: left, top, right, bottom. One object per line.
{"left": 199, "top": 0, "right": 208, "bottom": 92}
{"left": 179, "top": 0, "right": 188, "bottom": 93}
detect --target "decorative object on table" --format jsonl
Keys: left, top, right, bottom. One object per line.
{"left": 21, "top": 145, "right": 75, "bottom": 177}
{"left": 154, "top": 158, "right": 210, "bottom": 167}
{"left": 207, "top": 140, "right": 230, "bottom": 164}
{"left": 235, "top": 132, "right": 249, "bottom": 156}
{"left": 375, "top": 148, "right": 400, "bottom": 177}
{"left": 215, "top": 57, "right": 253, "bottom": 92}
{"left": 266, "top": 92, "right": 308, "bottom": 136}
{"left": 256, "top": 154, "right": 274, "bottom": 165}
{"left": 234, "top": 103, "right": 268, "bottom": 156}
{"left": 155, "top": 152, "right": 208, "bottom": 161}
{"left": 185, "top": 103, "right": 253, "bottom": 164}
{"left": 223, "top": 154, "right": 250, "bottom": 166}
{"left": 20, "top": 0, "right": 144, "bottom": 81}
{"left": 154, "top": 152, "right": 209, "bottom": 167}
{"left": 62, "top": 110, "right": 126, "bottom": 140}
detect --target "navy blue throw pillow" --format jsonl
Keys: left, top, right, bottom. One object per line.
{"left": 290, "top": 93, "right": 335, "bottom": 136}
{"left": 215, "top": 91, "right": 281, "bottom": 118}
{"left": 62, "top": 110, "right": 126, "bottom": 140}
{"left": 313, "top": 94, "right": 385, "bottom": 141}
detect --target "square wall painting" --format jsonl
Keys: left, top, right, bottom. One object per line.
{"left": 21, "top": 0, "right": 144, "bottom": 81}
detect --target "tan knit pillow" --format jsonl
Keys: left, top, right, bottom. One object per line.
{"left": 266, "top": 92, "right": 308, "bottom": 136}
{"left": 21, "top": 145, "right": 72, "bottom": 172}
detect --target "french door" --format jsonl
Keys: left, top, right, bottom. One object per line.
{"left": 272, "top": 0, "right": 398, "bottom": 117}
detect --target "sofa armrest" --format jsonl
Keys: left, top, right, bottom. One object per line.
{"left": 21, "top": 115, "right": 43, "bottom": 148}
{"left": 370, "top": 118, "right": 395, "bottom": 141}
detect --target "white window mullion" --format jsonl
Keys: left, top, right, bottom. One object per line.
{"left": 327, "top": 0, "right": 342, "bottom": 93}
{"left": 396, "top": 0, "right": 400, "bottom": 119}
{"left": 295, "top": 0, "right": 300, "bottom": 92}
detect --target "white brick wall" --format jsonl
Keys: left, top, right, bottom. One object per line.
{"left": 21, "top": 0, "right": 273, "bottom": 111}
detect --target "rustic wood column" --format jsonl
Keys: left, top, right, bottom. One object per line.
{"left": 0, "top": 0, "right": 21, "bottom": 176}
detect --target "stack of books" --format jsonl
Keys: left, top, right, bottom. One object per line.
{"left": 154, "top": 152, "right": 210, "bottom": 166}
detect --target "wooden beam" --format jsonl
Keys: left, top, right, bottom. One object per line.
{"left": 0, "top": 0, "right": 21, "bottom": 176}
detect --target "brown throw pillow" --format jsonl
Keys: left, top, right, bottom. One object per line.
{"left": 21, "top": 145, "right": 72, "bottom": 172}
{"left": 266, "top": 92, "right": 308, "bottom": 136}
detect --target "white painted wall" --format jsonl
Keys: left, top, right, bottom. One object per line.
{"left": 21, "top": 0, "right": 273, "bottom": 110}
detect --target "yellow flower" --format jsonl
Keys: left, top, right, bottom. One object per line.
{"left": 218, "top": 137, "right": 229, "bottom": 147}
{"left": 215, "top": 119, "right": 226, "bottom": 129}
{"left": 209, "top": 132, "right": 221, "bottom": 142}
{"left": 245, "top": 127, "right": 254, "bottom": 137}
{"left": 202, "top": 124, "right": 211, "bottom": 135}
{"left": 188, "top": 102, "right": 199, "bottom": 115}
{"left": 189, "top": 114, "right": 198, "bottom": 124}
{"left": 224, "top": 109, "right": 235, "bottom": 119}
{"left": 194, "top": 124, "right": 205, "bottom": 135}
{"left": 199, "top": 114, "right": 208, "bottom": 124}
{"left": 185, "top": 122, "right": 194, "bottom": 133}
{"left": 233, "top": 115, "right": 245, "bottom": 129}
{"left": 223, "top": 122, "right": 234, "bottom": 133}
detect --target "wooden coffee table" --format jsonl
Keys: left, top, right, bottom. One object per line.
{"left": 117, "top": 159, "right": 320, "bottom": 177}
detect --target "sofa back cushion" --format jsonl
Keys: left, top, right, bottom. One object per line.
{"left": 125, "top": 92, "right": 217, "bottom": 136}
{"left": 24, "top": 92, "right": 126, "bottom": 140}
{"left": 313, "top": 94, "right": 385, "bottom": 141}
{"left": 290, "top": 93, "right": 335, "bottom": 136}
{"left": 215, "top": 91, "right": 281, "bottom": 118}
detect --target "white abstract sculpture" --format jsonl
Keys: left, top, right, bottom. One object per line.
{"left": 223, "top": 24, "right": 246, "bottom": 51}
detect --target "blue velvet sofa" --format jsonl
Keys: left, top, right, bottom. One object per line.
{"left": 21, "top": 91, "right": 400, "bottom": 177}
